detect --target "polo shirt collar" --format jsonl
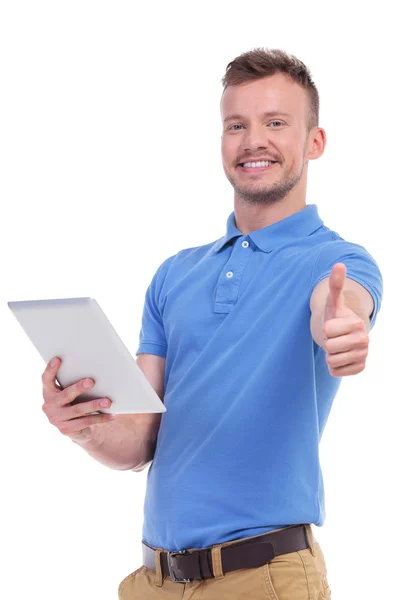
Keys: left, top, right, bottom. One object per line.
{"left": 212, "top": 204, "right": 324, "bottom": 254}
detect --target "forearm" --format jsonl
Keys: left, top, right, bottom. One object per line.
{"left": 72, "top": 412, "right": 161, "bottom": 471}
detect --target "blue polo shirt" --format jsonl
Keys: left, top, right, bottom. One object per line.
{"left": 136, "top": 204, "right": 383, "bottom": 552}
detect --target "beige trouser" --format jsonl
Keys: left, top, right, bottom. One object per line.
{"left": 118, "top": 524, "right": 331, "bottom": 599}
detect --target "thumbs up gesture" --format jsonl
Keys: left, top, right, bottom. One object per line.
{"left": 322, "top": 263, "right": 370, "bottom": 377}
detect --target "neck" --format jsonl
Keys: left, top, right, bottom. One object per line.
{"left": 233, "top": 197, "right": 307, "bottom": 236}
{"left": 233, "top": 164, "right": 309, "bottom": 235}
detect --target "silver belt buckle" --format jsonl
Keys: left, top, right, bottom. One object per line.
{"left": 167, "top": 549, "right": 192, "bottom": 583}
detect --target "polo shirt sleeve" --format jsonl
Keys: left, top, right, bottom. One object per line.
{"left": 136, "top": 256, "right": 175, "bottom": 358}
{"left": 310, "top": 240, "right": 383, "bottom": 329}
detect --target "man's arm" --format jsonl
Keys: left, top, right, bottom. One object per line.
{"left": 309, "top": 263, "right": 374, "bottom": 377}
{"left": 71, "top": 354, "right": 165, "bottom": 471}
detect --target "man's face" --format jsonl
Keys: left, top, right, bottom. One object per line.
{"left": 221, "top": 73, "right": 314, "bottom": 206}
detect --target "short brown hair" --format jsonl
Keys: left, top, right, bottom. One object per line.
{"left": 222, "top": 47, "right": 319, "bottom": 133}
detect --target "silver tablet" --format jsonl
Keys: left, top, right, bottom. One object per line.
{"left": 7, "top": 297, "right": 166, "bottom": 415}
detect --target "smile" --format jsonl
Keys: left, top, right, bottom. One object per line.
{"left": 237, "top": 161, "right": 278, "bottom": 173}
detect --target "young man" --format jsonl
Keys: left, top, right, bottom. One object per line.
{"left": 42, "top": 48, "right": 383, "bottom": 599}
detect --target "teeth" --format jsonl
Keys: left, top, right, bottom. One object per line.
{"left": 242, "top": 161, "right": 275, "bottom": 168}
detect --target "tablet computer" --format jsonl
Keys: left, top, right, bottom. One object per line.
{"left": 7, "top": 297, "right": 167, "bottom": 415}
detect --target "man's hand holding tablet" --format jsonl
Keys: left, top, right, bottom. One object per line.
{"left": 41, "top": 357, "right": 116, "bottom": 444}
{"left": 41, "top": 354, "right": 164, "bottom": 471}
{"left": 8, "top": 297, "right": 166, "bottom": 470}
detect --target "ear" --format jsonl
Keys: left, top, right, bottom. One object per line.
{"left": 306, "top": 127, "right": 327, "bottom": 161}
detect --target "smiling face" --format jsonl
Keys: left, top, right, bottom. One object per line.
{"left": 221, "top": 72, "right": 324, "bottom": 206}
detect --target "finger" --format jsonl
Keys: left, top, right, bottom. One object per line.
{"left": 328, "top": 361, "right": 366, "bottom": 377}
{"left": 42, "top": 357, "right": 63, "bottom": 396}
{"left": 57, "top": 413, "right": 116, "bottom": 436}
{"left": 323, "top": 315, "right": 365, "bottom": 341}
{"left": 326, "top": 347, "right": 368, "bottom": 368}
{"left": 58, "top": 377, "right": 95, "bottom": 407}
{"left": 328, "top": 263, "right": 346, "bottom": 317}
{"left": 62, "top": 397, "right": 113, "bottom": 421}
{"left": 324, "top": 329, "right": 369, "bottom": 355}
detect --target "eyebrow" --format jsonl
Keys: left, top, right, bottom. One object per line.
{"left": 223, "top": 111, "right": 292, "bottom": 124}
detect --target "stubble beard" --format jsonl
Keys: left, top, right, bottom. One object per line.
{"left": 227, "top": 162, "right": 304, "bottom": 206}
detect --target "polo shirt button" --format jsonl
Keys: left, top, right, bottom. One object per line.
{"left": 242, "top": 241, "right": 249, "bottom": 248}
{"left": 226, "top": 271, "right": 233, "bottom": 278}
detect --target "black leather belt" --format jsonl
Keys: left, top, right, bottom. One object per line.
{"left": 142, "top": 524, "right": 311, "bottom": 583}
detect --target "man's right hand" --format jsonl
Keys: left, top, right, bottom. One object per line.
{"left": 42, "top": 357, "right": 116, "bottom": 443}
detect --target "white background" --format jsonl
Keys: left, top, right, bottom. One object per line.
{"left": 1, "top": 1, "right": 397, "bottom": 598}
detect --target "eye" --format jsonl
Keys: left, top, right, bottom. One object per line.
{"left": 228, "top": 124, "right": 243, "bottom": 131}
{"left": 269, "top": 121, "right": 283, "bottom": 127}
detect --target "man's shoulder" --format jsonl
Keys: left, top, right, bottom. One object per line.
{"left": 171, "top": 239, "right": 222, "bottom": 261}
{"left": 311, "top": 226, "right": 372, "bottom": 257}
{"left": 153, "top": 239, "right": 219, "bottom": 283}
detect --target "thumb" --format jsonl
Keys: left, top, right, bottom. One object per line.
{"left": 328, "top": 263, "right": 346, "bottom": 318}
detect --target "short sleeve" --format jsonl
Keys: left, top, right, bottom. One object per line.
{"left": 309, "top": 240, "right": 383, "bottom": 329}
{"left": 136, "top": 255, "right": 176, "bottom": 358}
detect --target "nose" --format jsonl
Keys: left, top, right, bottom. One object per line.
{"left": 241, "top": 124, "right": 270, "bottom": 154}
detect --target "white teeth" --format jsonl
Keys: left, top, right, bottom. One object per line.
{"left": 242, "top": 160, "right": 275, "bottom": 168}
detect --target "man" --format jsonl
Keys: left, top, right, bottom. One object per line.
{"left": 42, "top": 47, "right": 383, "bottom": 599}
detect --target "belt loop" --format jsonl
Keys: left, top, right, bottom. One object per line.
{"left": 211, "top": 544, "right": 225, "bottom": 579}
{"left": 305, "top": 524, "right": 316, "bottom": 557}
{"left": 154, "top": 549, "right": 164, "bottom": 587}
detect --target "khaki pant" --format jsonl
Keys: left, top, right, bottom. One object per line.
{"left": 118, "top": 524, "right": 332, "bottom": 599}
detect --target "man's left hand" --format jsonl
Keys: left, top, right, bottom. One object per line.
{"left": 323, "top": 263, "right": 370, "bottom": 377}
